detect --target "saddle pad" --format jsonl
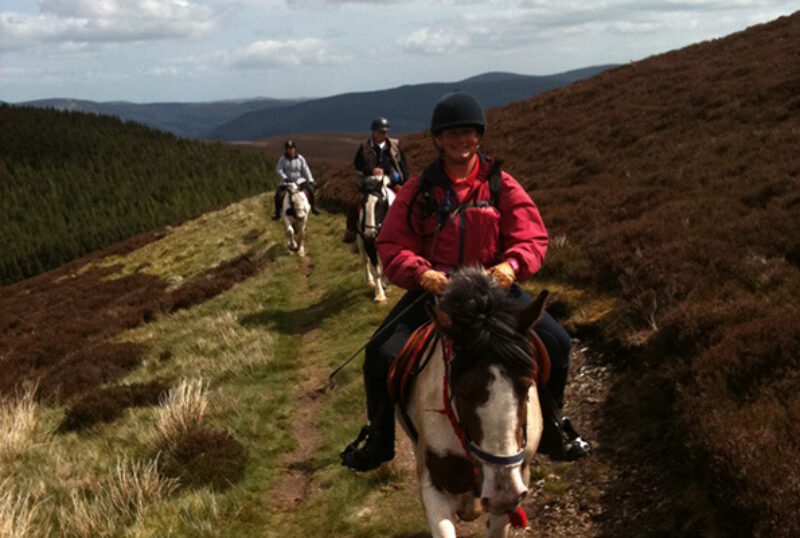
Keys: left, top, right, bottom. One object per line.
{"left": 529, "top": 328, "right": 551, "bottom": 385}
{"left": 387, "top": 322, "right": 552, "bottom": 405}
{"left": 387, "top": 322, "right": 436, "bottom": 404}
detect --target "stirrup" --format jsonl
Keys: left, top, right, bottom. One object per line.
{"left": 561, "top": 417, "right": 592, "bottom": 460}
{"left": 340, "top": 425, "right": 393, "bottom": 472}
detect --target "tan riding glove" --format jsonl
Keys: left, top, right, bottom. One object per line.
{"left": 419, "top": 270, "right": 450, "bottom": 295}
{"left": 487, "top": 261, "right": 516, "bottom": 289}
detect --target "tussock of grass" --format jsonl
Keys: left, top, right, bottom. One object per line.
{"left": 57, "top": 457, "right": 177, "bottom": 537}
{"left": 153, "top": 379, "right": 208, "bottom": 452}
{"left": 0, "top": 383, "right": 39, "bottom": 461}
{"left": 0, "top": 482, "right": 45, "bottom": 538}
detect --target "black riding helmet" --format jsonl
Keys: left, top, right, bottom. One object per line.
{"left": 430, "top": 91, "right": 486, "bottom": 136}
{"left": 284, "top": 139, "right": 296, "bottom": 149}
{"left": 371, "top": 117, "right": 390, "bottom": 132}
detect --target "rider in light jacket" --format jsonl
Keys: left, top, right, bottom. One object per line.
{"left": 272, "top": 139, "right": 319, "bottom": 220}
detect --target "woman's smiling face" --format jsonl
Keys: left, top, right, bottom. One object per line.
{"left": 436, "top": 127, "right": 481, "bottom": 165}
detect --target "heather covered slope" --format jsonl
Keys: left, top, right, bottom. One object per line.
{"left": 320, "top": 12, "right": 800, "bottom": 536}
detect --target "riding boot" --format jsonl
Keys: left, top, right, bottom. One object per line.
{"left": 340, "top": 396, "right": 395, "bottom": 472}
{"left": 341, "top": 336, "right": 397, "bottom": 471}
{"left": 343, "top": 205, "right": 358, "bottom": 243}
{"left": 271, "top": 191, "right": 281, "bottom": 220}
{"left": 306, "top": 187, "right": 321, "bottom": 215}
{"left": 536, "top": 384, "right": 591, "bottom": 461}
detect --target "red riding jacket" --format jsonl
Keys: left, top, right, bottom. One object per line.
{"left": 376, "top": 155, "right": 549, "bottom": 290}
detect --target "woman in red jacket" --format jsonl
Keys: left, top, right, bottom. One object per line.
{"left": 340, "top": 92, "right": 590, "bottom": 472}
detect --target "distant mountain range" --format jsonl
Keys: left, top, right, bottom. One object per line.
{"left": 206, "top": 66, "right": 616, "bottom": 141}
{"left": 14, "top": 66, "right": 615, "bottom": 141}
{"left": 14, "top": 97, "right": 301, "bottom": 140}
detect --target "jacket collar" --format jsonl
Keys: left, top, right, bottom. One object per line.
{"left": 422, "top": 153, "right": 491, "bottom": 189}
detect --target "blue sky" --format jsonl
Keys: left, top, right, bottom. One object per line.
{"left": 1, "top": 1, "right": 796, "bottom": 103}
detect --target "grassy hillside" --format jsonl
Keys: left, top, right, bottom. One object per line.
{"left": 320, "top": 12, "right": 800, "bottom": 537}
{"left": 0, "top": 105, "right": 277, "bottom": 286}
{"left": 0, "top": 194, "right": 457, "bottom": 536}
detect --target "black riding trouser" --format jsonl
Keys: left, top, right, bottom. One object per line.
{"left": 362, "top": 283, "right": 572, "bottom": 449}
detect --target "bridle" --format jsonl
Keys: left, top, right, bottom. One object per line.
{"left": 359, "top": 182, "right": 390, "bottom": 237}
{"left": 439, "top": 338, "right": 529, "bottom": 467}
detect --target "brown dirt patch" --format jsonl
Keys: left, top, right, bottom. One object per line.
{"left": 272, "top": 327, "right": 327, "bottom": 509}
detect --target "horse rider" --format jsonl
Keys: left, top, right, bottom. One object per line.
{"left": 272, "top": 139, "right": 320, "bottom": 220}
{"left": 342, "top": 117, "right": 409, "bottom": 242}
{"left": 340, "top": 91, "right": 592, "bottom": 472}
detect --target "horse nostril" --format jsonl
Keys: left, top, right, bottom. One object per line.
{"left": 480, "top": 497, "right": 490, "bottom": 511}
{"left": 518, "top": 489, "right": 528, "bottom": 502}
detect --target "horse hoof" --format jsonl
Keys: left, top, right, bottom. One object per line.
{"left": 374, "top": 296, "right": 387, "bottom": 304}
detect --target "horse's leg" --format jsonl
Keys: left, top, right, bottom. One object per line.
{"left": 296, "top": 218, "right": 306, "bottom": 257}
{"left": 419, "top": 479, "right": 459, "bottom": 538}
{"left": 356, "top": 236, "right": 375, "bottom": 287}
{"left": 377, "top": 259, "right": 390, "bottom": 295}
{"left": 486, "top": 513, "right": 511, "bottom": 538}
{"left": 372, "top": 265, "right": 387, "bottom": 303}
{"left": 455, "top": 493, "right": 481, "bottom": 521}
{"left": 285, "top": 223, "right": 296, "bottom": 251}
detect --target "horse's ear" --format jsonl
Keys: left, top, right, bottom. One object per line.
{"left": 518, "top": 290, "right": 548, "bottom": 332}
{"left": 432, "top": 306, "right": 452, "bottom": 329}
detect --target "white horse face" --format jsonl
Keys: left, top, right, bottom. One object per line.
{"left": 453, "top": 363, "right": 534, "bottom": 515}
{"left": 358, "top": 175, "right": 393, "bottom": 241}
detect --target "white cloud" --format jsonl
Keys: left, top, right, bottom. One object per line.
{"left": 0, "top": 0, "right": 218, "bottom": 52}
{"left": 229, "top": 38, "right": 350, "bottom": 68}
{"left": 397, "top": 28, "right": 470, "bottom": 55}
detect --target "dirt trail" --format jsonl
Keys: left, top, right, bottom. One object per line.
{"left": 271, "top": 250, "right": 615, "bottom": 534}
{"left": 272, "top": 254, "right": 326, "bottom": 509}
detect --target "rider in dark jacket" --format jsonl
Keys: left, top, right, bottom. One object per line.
{"left": 340, "top": 92, "right": 591, "bottom": 472}
{"left": 343, "top": 117, "right": 409, "bottom": 242}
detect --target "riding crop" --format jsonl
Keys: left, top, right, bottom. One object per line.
{"left": 327, "top": 291, "right": 431, "bottom": 388}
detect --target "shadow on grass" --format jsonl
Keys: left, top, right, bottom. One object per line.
{"left": 240, "top": 288, "right": 361, "bottom": 335}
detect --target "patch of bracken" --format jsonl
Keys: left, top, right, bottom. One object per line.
{"left": 169, "top": 248, "right": 268, "bottom": 312}
{"left": 0, "top": 234, "right": 271, "bottom": 404}
{"left": 58, "top": 381, "right": 168, "bottom": 431}
{"left": 161, "top": 429, "right": 247, "bottom": 491}
{"left": 242, "top": 228, "right": 263, "bottom": 243}
{"left": 37, "top": 342, "right": 148, "bottom": 403}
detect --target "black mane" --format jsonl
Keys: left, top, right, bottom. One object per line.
{"left": 437, "top": 266, "right": 533, "bottom": 379}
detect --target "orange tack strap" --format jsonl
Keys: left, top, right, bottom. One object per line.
{"left": 387, "top": 322, "right": 436, "bottom": 403}
{"left": 529, "top": 329, "right": 551, "bottom": 385}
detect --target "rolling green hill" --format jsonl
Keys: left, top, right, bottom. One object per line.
{"left": 0, "top": 105, "right": 277, "bottom": 285}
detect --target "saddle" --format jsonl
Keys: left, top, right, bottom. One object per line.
{"left": 387, "top": 322, "right": 551, "bottom": 408}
